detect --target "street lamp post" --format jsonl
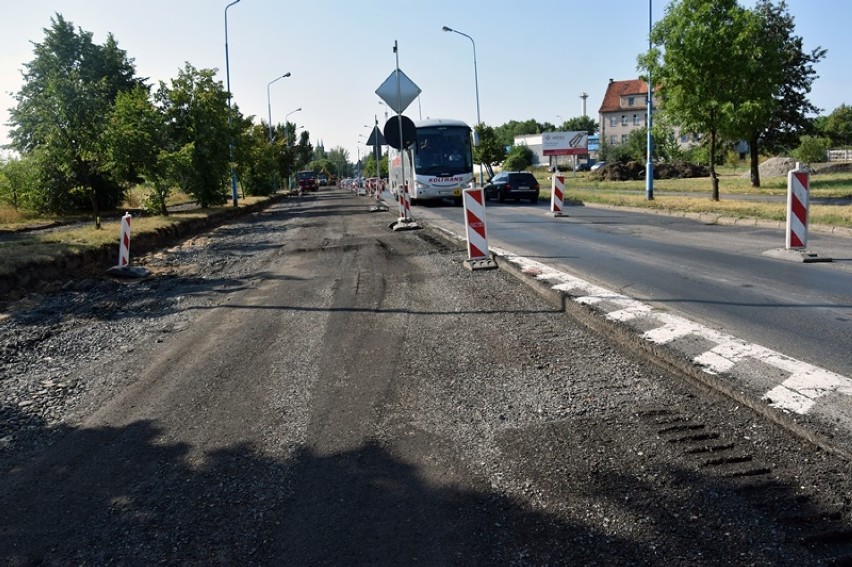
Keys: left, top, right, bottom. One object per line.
{"left": 646, "top": 0, "right": 654, "bottom": 200}
{"left": 442, "top": 25, "right": 482, "bottom": 185}
{"left": 285, "top": 108, "right": 302, "bottom": 145}
{"left": 267, "top": 72, "right": 291, "bottom": 143}
{"left": 225, "top": 0, "right": 241, "bottom": 207}
{"left": 266, "top": 73, "right": 290, "bottom": 193}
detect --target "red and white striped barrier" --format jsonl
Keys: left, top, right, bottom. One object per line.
{"left": 398, "top": 183, "right": 412, "bottom": 222}
{"left": 462, "top": 187, "right": 496, "bottom": 270}
{"left": 786, "top": 163, "right": 809, "bottom": 249}
{"left": 118, "top": 212, "right": 131, "bottom": 266}
{"left": 551, "top": 175, "right": 565, "bottom": 216}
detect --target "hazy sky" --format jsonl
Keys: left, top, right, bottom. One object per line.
{"left": 1, "top": 0, "right": 848, "bottom": 162}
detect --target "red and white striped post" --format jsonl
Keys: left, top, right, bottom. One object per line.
{"left": 118, "top": 212, "right": 132, "bottom": 266}
{"left": 551, "top": 175, "right": 565, "bottom": 216}
{"left": 399, "top": 182, "right": 412, "bottom": 222}
{"left": 786, "top": 163, "right": 809, "bottom": 250}
{"left": 462, "top": 187, "right": 496, "bottom": 270}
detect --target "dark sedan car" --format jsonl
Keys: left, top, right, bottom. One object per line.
{"left": 483, "top": 171, "right": 540, "bottom": 203}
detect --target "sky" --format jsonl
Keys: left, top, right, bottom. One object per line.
{"left": 0, "top": 0, "right": 849, "bottom": 164}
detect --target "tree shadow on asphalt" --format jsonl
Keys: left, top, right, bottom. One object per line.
{"left": 0, "top": 406, "right": 838, "bottom": 565}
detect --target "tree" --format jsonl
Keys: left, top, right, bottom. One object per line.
{"left": 736, "top": 0, "right": 825, "bottom": 187}
{"left": 641, "top": 0, "right": 754, "bottom": 201}
{"left": 817, "top": 104, "right": 852, "bottom": 146}
{"left": 8, "top": 14, "right": 142, "bottom": 215}
{"left": 473, "top": 123, "right": 505, "bottom": 169}
{"left": 792, "top": 135, "right": 830, "bottom": 163}
{"left": 103, "top": 85, "right": 191, "bottom": 215}
{"left": 0, "top": 156, "right": 40, "bottom": 210}
{"left": 559, "top": 116, "right": 598, "bottom": 134}
{"left": 362, "top": 148, "right": 388, "bottom": 179}
{"left": 493, "top": 119, "right": 545, "bottom": 148}
{"left": 325, "top": 146, "right": 349, "bottom": 179}
{"left": 156, "top": 63, "right": 231, "bottom": 207}
{"left": 236, "top": 122, "right": 279, "bottom": 197}
{"left": 502, "top": 145, "right": 534, "bottom": 171}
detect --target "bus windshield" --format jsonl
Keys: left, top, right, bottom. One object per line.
{"left": 413, "top": 126, "right": 472, "bottom": 176}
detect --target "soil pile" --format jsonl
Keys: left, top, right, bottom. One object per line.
{"left": 592, "top": 160, "right": 708, "bottom": 181}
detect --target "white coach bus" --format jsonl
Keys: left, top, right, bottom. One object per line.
{"left": 388, "top": 118, "right": 474, "bottom": 205}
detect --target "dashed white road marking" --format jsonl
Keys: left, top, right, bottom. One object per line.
{"left": 494, "top": 247, "right": 852, "bottom": 416}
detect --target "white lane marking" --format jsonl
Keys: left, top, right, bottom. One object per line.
{"left": 494, "top": 248, "right": 852, "bottom": 416}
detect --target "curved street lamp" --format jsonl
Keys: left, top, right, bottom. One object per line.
{"left": 285, "top": 107, "right": 302, "bottom": 122}
{"left": 225, "top": 0, "right": 242, "bottom": 206}
{"left": 442, "top": 25, "right": 482, "bottom": 185}
{"left": 267, "top": 72, "right": 291, "bottom": 142}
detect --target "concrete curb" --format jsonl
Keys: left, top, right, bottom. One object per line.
{"left": 414, "top": 213, "right": 852, "bottom": 462}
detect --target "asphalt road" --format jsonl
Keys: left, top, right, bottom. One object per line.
{"left": 409, "top": 197, "right": 852, "bottom": 379}
{"left": 3, "top": 189, "right": 852, "bottom": 563}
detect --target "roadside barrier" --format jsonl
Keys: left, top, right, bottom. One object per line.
{"left": 786, "top": 163, "right": 809, "bottom": 249}
{"left": 462, "top": 187, "right": 496, "bottom": 270}
{"left": 399, "top": 183, "right": 412, "bottom": 222}
{"left": 118, "top": 212, "right": 131, "bottom": 266}
{"left": 551, "top": 175, "right": 565, "bottom": 216}
{"left": 106, "top": 211, "right": 149, "bottom": 278}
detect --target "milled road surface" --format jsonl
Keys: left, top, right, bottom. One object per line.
{"left": 1, "top": 189, "right": 851, "bottom": 565}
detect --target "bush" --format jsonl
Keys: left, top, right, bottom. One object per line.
{"left": 502, "top": 145, "right": 534, "bottom": 171}
{"left": 792, "top": 135, "right": 830, "bottom": 163}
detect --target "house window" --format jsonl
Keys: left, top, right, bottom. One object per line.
{"left": 621, "top": 134, "right": 629, "bottom": 143}
{"left": 621, "top": 115, "right": 628, "bottom": 126}
{"left": 633, "top": 114, "right": 640, "bottom": 125}
{"left": 609, "top": 117, "right": 617, "bottom": 127}
{"left": 610, "top": 135, "right": 617, "bottom": 145}
{"left": 628, "top": 97, "right": 635, "bottom": 106}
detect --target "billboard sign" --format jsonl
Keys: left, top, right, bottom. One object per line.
{"left": 542, "top": 131, "right": 588, "bottom": 156}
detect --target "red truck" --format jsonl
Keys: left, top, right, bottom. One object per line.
{"left": 296, "top": 170, "right": 318, "bottom": 193}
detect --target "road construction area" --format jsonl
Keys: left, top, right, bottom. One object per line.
{"left": 1, "top": 189, "right": 851, "bottom": 564}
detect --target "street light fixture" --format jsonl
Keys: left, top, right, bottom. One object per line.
{"left": 225, "top": 0, "right": 242, "bottom": 206}
{"left": 646, "top": 0, "right": 655, "bottom": 200}
{"left": 267, "top": 72, "right": 291, "bottom": 143}
{"left": 285, "top": 108, "right": 302, "bottom": 145}
{"left": 442, "top": 25, "right": 482, "bottom": 185}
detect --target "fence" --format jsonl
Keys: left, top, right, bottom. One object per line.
{"left": 827, "top": 148, "right": 852, "bottom": 162}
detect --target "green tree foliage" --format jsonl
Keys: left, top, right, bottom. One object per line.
{"left": 156, "top": 63, "right": 231, "bottom": 208}
{"left": 559, "top": 115, "right": 598, "bottom": 134}
{"left": 325, "top": 146, "right": 349, "bottom": 179}
{"left": 792, "top": 135, "right": 831, "bottom": 163}
{"left": 473, "top": 123, "right": 505, "bottom": 167}
{"left": 816, "top": 104, "right": 852, "bottom": 146}
{"left": 0, "top": 156, "right": 41, "bottom": 210}
{"left": 362, "top": 148, "right": 388, "bottom": 179}
{"left": 103, "top": 85, "right": 191, "bottom": 214}
{"left": 8, "top": 14, "right": 142, "bottom": 215}
{"left": 236, "top": 123, "right": 280, "bottom": 197}
{"left": 294, "top": 131, "right": 315, "bottom": 172}
{"left": 493, "top": 119, "right": 545, "bottom": 148}
{"left": 641, "top": 0, "right": 754, "bottom": 201}
{"left": 737, "top": 0, "right": 825, "bottom": 187}
{"left": 502, "top": 145, "right": 534, "bottom": 171}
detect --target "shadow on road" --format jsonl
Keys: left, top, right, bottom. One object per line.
{"left": 0, "top": 405, "right": 837, "bottom": 564}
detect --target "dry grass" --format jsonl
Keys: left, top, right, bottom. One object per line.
{"left": 533, "top": 168, "right": 852, "bottom": 228}
{"left": 0, "top": 196, "right": 271, "bottom": 278}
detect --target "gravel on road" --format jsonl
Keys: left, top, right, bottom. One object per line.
{"left": 1, "top": 190, "right": 851, "bottom": 565}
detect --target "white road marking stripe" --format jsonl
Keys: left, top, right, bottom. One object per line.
{"left": 494, "top": 249, "right": 852, "bottom": 416}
